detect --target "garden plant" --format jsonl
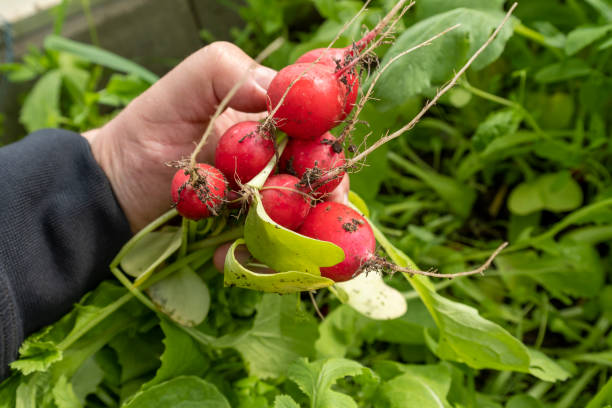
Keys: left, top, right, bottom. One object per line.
{"left": 0, "top": 0, "right": 611, "bottom": 407}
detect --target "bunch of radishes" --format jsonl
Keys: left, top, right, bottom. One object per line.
{"left": 169, "top": 0, "right": 514, "bottom": 286}
{"left": 170, "top": 30, "right": 384, "bottom": 283}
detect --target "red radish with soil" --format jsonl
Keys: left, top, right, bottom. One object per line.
{"left": 296, "top": 48, "right": 360, "bottom": 120}
{"left": 297, "top": 202, "right": 375, "bottom": 282}
{"left": 214, "top": 121, "right": 275, "bottom": 190}
{"left": 171, "top": 163, "right": 228, "bottom": 220}
{"left": 266, "top": 63, "right": 347, "bottom": 140}
{"left": 260, "top": 174, "right": 311, "bottom": 230}
{"left": 279, "top": 132, "right": 346, "bottom": 197}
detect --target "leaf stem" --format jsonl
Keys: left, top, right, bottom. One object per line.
{"left": 460, "top": 78, "right": 546, "bottom": 137}
{"left": 110, "top": 209, "right": 179, "bottom": 269}
{"left": 188, "top": 226, "right": 244, "bottom": 251}
{"left": 513, "top": 23, "right": 564, "bottom": 58}
{"left": 556, "top": 366, "right": 600, "bottom": 408}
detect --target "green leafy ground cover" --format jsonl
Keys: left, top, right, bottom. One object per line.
{"left": 1, "top": 0, "right": 611, "bottom": 406}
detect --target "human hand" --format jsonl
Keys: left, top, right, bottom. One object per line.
{"left": 85, "top": 41, "right": 350, "bottom": 233}
{"left": 84, "top": 42, "right": 276, "bottom": 231}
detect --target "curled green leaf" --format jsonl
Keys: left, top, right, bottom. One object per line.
{"left": 224, "top": 239, "right": 335, "bottom": 293}
{"left": 244, "top": 192, "right": 344, "bottom": 274}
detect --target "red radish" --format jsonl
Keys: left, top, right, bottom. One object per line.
{"left": 171, "top": 163, "right": 227, "bottom": 220}
{"left": 297, "top": 202, "right": 375, "bottom": 282}
{"left": 266, "top": 63, "right": 345, "bottom": 140}
{"left": 279, "top": 132, "right": 346, "bottom": 197}
{"left": 260, "top": 174, "right": 311, "bottom": 230}
{"left": 296, "top": 48, "right": 359, "bottom": 120}
{"left": 214, "top": 121, "right": 274, "bottom": 190}
{"left": 294, "top": 29, "right": 379, "bottom": 120}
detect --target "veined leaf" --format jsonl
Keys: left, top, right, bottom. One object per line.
{"left": 143, "top": 319, "right": 209, "bottom": 389}
{"left": 373, "top": 364, "right": 453, "bottom": 408}
{"left": 123, "top": 376, "right": 230, "bottom": 408}
{"left": 229, "top": 294, "right": 319, "bottom": 379}
{"left": 274, "top": 395, "right": 300, "bottom": 408}
{"left": 373, "top": 8, "right": 515, "bottom": 110}
{"left": 287, "top": 358, "right": 375, "bottom": 408}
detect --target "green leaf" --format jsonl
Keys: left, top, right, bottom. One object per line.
{"left": 10, "top": 327, "right": 63, "bottom": 375}
{"left": 373, "top": 8, "right": 515, "bottom": 110}
{"left": 44, "top": 35, "right": 159, "bottom": 83}
{"left": 51, "top": 376, "right": 80, "bottom": 408}
{"left": 416, "top": 0, "right": 505, "bottom": 19}
{"left": 109, "top": 328, "right": 163, "bottom": 384}
{"left": 144, "top": 319, "right": 209, "bottom": 389}
{"left": 508, "top": 172, "right": 583, "bottom": 215}
{"left": 371, "top": 223, "right": 567, "bottom": 380}
{"left": 98, "top": 74, "right": 150, "bottom": 106}
{"left": 120, "top": 228, "right": 182, "bottom": 279}
{"left": 123, "top": 376, "right": 230, "bottom": 408}
{"left": 565, "top": 24, "right": 612, "bottom": 55}
{"left": 19, "top": 70, "right": 62, "bottom": 132}
{"left": 388, "top": 152, "right": 476, "bottom": 217}
{"left": 0, "top": 62, "right": 41, "bottom": 82}
{"left": 373, "top": 364, "right": 452, "bottom": 408}
{"left": 495, "top": 243, "right": 605, "bottom": 299}
{"left": 226, "top": 294, "right": 319, "bottom": 379}
{"left": 243, "top": 192, "right": 344, "bottom": 275}
{"left": 535, "top": 59, "right": 592, "bottom": 83}
{"left": 316, "top": 301, "right": 435, "bottom": 359}
{"left": 0, "top": 375, "right": 19, "bottom": 408}
{"left": 14, "top": 372, "right": 52, "bottom": 408}
{"left": 472, "top": 108, "right": 523, "bottom": 152}
{"left": 526, "top": 348, "right": 570, "bottom": 382}
{"left": 287, "top": 358, "right": 373, "bottom": 408}
{"left": 147, "top": 266, "right": 211, "bottom": 327}
{"left": 10, "top": 282, "right": 135, "bottom": 375}
{"left": 224, "top": 239, "right": 335, "bottom": 293}
{"left": 420, "top": 286, "right": 531, "bottom": 371}
{"left": 506, "top": 395, "right": 545, "bottom": 408}
{"left": 585, "top": 376, "right": 612, "bottom": 408}
{"left": 274, "top": 395, "right": 301, "bottom": 408}
{"left": 70, "top": 357, "right": 104, "bottom": 404}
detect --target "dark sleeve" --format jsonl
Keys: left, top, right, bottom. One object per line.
{"left": 0, "top": 129, "right": 132, "bottom": 380}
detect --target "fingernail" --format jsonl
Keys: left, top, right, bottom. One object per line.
{"left": 253, "top": 66, "right": 276, "bottom": 91}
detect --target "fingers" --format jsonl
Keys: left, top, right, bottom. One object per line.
{"left": 134, "top": 41, "right": 276, "bottom": 129}
{"left": 326, "top": 173, "right": 350, "bottom": 205}
{"left": 213, "top": 242, "right": 233, "bottom": 272}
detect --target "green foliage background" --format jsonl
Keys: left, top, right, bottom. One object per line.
{"left": 1, "top": 0, "right": 612, "bottom": 407}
